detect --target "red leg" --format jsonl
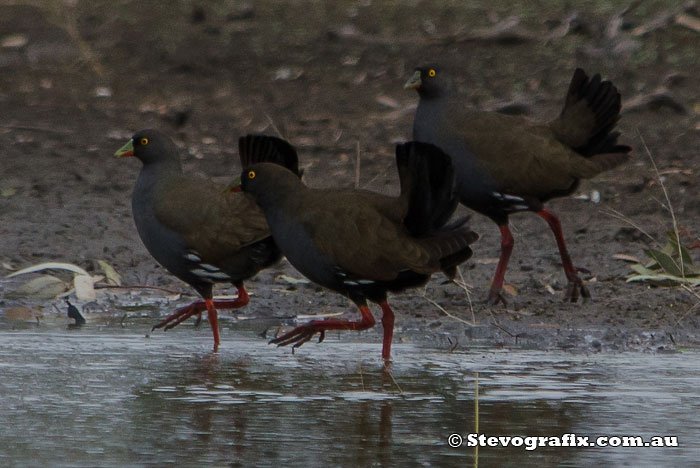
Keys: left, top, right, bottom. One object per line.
{"left": 205, "top": 298, "right": 220, "bottom": 352}
{"left": 151, "top": 284, "right": 250, "bottom": 341}
{"left": 379, "top": 301, "right": 395, "bottom": 363}
{"left": 487, "top": 224, "right": 514, "bottom": 306}
{"left": 537, "top": 209, "right": 591, "bottom": 302}
{"left": 270, "top": 304, "right": 376, "bottom": 352}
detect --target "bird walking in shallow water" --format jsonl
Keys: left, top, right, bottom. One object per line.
{"left": 406, "top": 65, "right": 631, "bottom": 304}
{"left": 115, "top": 130, "right": 299, "bottom": 350}
{"left": 241, "top": 137, "right": 478, "bottom": 362}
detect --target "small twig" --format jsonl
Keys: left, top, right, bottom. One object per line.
{"left": 1, "top": 124, "right": 74, "bottom": 135}
{"left": 675, "top": 285, "right": 700, "bottom": 326}
{"left": 638, "top": 130, "right": 685, "bottom": 277}
{"left": 384, "top": 366, "right": 403, "bottom": 394}
{"left": 94, "top": 284, "right": 192, "bottom": 296}
{"left": 490, "top": 320, "right": 517, "bottom": 339}
{"left": 362, "top": 162, "right": 393, "bottom": 190}
{"left": 417, "top": 291, "right": 475, "bottom": 327}
{"left": 602, "top": 207, "right": 658, "bottom": 245}
{"left": 263, "top": 112, "right": 284, "bottom": 138}
{"left": 456, "top": 267, "right": 476, "bottom": 324}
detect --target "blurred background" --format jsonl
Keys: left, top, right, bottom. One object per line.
{"left": 1, "top": 2, "right": 699, "bottom": 467}
{"left": 1, "top": 0, "right": 698, "bottom": 273}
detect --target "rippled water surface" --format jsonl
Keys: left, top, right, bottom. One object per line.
{"left": 1, "top": 325, "right": 698, "bottom": 467}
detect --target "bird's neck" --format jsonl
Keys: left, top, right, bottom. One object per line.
{"left": 414, "top": 94, "right": 448, "bottom": 140}
{"left": 254, "top": 177, "right": 305, "bottom": 213}
{"left": 134, "top": 160, "right": 182, "bottom": 200}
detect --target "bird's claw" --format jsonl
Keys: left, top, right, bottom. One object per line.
{"left": 564, "top": 276, "right": 591, "bottom": 303}
{"left": 151, "top": 303, "right": 201, "bottom": 332}
{"left": 486, "top": 289, "right": 508, "bottom": 307}
{"left": 269, "top": 324, "right": 326, "bottom": 351}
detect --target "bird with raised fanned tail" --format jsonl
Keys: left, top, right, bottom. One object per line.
{"left": 240, "top": 137, "right": 478, "bottom": 362}
{"left": 406, "top": 66, "right": 631, "bottom": 304}
{"left": 115, "top": 130, "right": 300, "bottom": 350}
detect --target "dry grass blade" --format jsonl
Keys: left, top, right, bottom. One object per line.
{"left": 417, "top": 290, "right": 475, "bottom": 327}
{"left": 383, "top": 366, "right": 403, "bottom": 394}
{"left": 638, "top": 131, "right": 686, "bottom": 277}
{"left": 601, "top": 207, "right": 658, "bottom": 245}
{"left": 263, "top": 112, "right": 284, "bottom": 138}
{"left": 456, "top": 266, "right": 476, "bottom": 324}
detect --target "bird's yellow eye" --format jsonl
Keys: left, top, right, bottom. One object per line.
{"left": 140, "top": 138, "right": 149, "bottom": 146}
{"left": 428, "top": 69, "right": 436, "bottom": 77}
{"left": 248, "top": 170, "right": 256, "bottom": 179}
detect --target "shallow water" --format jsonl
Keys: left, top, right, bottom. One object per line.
{"left": 0, "top": 324, "right": 697, "bottom": 467}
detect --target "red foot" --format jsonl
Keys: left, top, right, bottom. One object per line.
{"left": 486, "top": 288, "right": 508, "bottom": 307}
{"left": 151, "top": 285, "right": 250, "bottom": 348}
{"left": 270, "top": 304, "right": 376, "bottom": 353}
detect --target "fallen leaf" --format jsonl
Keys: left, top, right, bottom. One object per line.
{"left": 276, "top": 274, "right": 310, "bottom": 285}
{"left": 0, "top": 34, "right": 28, "bottom": 48}
{"left": 74, "top": 274, "right": 98, "bottom": 301}
{"left": 502, "top": 284, "right": 518, "bottom": 296}
{"left": 1, "top": 187, "right": 17, "bottom": 197}
{"left": 475, "top": 257, "right": 500, "bottom": 265}
{"left": 6, "top": 275, "right": 68, "bottom": 300}
{"left": 375, "top": 95, "right": 399, "bottom": 109}
{"left": 7, "top": 262, "right": 90, "bottom": 278}
{"left": 98, "top": 260, "right": 122, "bottom": 286}
{"left": 612, "top": 253, "right": 642, "bottom": 263}
{"left": 675, "top": 13, "right": 700, "bottom": 32}
{"left": 645, "top": 249, "right": 683, "bottom": 276}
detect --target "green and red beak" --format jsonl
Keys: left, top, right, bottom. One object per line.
{"left": 404, "top": 70, "right": 422, "bottom": 90}
{"left": 226, "top": 175, "right": 243, "bottom": 193}
{"left": 114, "top": 139, "right": 134, "bottom": 158}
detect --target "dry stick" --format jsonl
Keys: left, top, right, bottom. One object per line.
{"left": 263, "top": 112, "right": 284, "bottom": 139}
{"left": 417, "top": 291, "right": 476, "bottom": 327}
{"left": 94, "top": 284, "right": 193, "bottom": 296}
{"left": 675, "top": 285, "right": 700, "bottom": 327}
{"left": 385, "top": 367, "right": 403, "bottom": 394}
{"left": 602, "top": 207, "right": 658, "bottom": 245}
{"left": 456, "top": 266, "right": 477, "bottom": 324}
{"left": 0, "top": 124, "right": 73, "bottom": 135}
{"left": 638, "top": 130, "right": 686, "bottom": 277}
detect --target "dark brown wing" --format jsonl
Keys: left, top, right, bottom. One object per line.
{"left": 444, "top": 108, "right": 604, "bottom": 197}
{"left": 298, "top": 192, "right": 439, "bottom": 281}
{"left": 154, "top": 176, "right": 271, "bottom": 261}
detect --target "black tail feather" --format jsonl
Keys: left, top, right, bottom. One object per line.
{"left": 420, "top": 228, "right": 478, "bottom": 277}
{"left": 553, "top": 68, "right": 631, "bottom": 158}
{"left": 396, "top": 141, "right": 459, "bottom": 236}
{"left": 239, "top": 135, "right": 300, "bottom": 175}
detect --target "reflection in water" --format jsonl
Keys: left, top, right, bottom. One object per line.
{"left": 0, "top": 327, "right": 698, "bottom": 467}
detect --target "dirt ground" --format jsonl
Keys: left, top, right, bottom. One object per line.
{"left": 1, "top": 1, "right": 699, "bottom": 354}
